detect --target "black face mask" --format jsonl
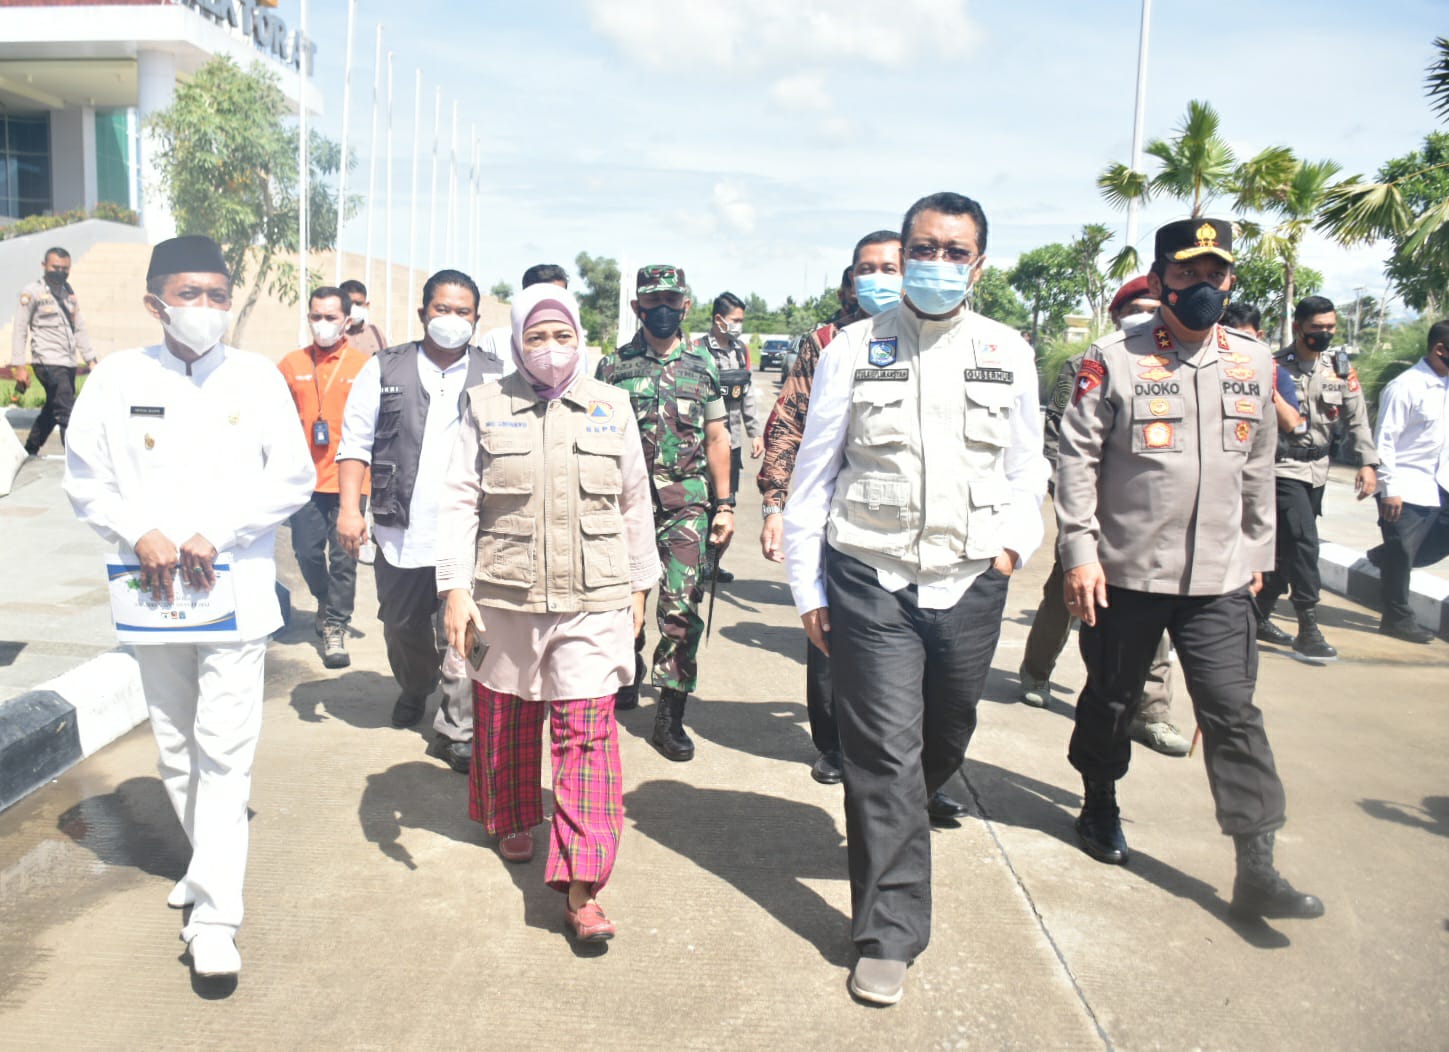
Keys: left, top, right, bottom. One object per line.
{"left": 640, "top": 304, "right": 685, "bottom": 339}
{"left": 1301, "top": 331, "right": 1333, "bottom": 353}
{"left": 1163, "top": 281, "right": 1229, "bottom": 331}
{"left": 45, "top": 270, "right": 68, "bottom": 284}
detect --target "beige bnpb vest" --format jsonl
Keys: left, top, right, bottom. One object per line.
{"left": 827, "top": 308, "right": 1014, "bottom": 579}
{"left": 469, "top": 373, "right": 634, "bottom": 614}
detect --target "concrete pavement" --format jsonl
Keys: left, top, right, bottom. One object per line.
{"left": 1, "top": 445, "right": 1447, "bottom": 1046}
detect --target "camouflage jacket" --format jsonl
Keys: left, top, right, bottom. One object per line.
{"left": 596, "top": 329, "right": 724, "bottom": 513}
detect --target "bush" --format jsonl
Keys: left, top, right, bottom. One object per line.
{"left": 1354, "top": 317, "right": 1431, "bottom": 415}
{"left": 0, "top": 203, "right": 139, "bottom": 242}
{"left": 90, "top": 201, "right": 139, "bottom": 224}
{"left": 2, "top": 374, "right": 87, "bottom": 409}
{"left": 1035, "top": 331, "right": 1093, "bottom": 404}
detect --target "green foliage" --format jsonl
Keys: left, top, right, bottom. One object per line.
{"left": 3, "top": 373, "right": 87, "bottom": 409}
{"left": 0, "top": 203, "right": 139, "bottom": 243}
{"left": 90, "top": 201, "right": 139, "bottom": 224}
{"left": 1231, "top": 250, "right": 1322, "bottom": 340}
{"left": 1098, "top": 100, "right": 1238, "bottom": 217}
{"left": 1375, "top": 133, "right": 1449, "bottom": 313}
{"left": 1350, "top": 316, "right": 1433, "bottom": 412}
{"left": 1010, "top": 244, "right": 1080, "bottom": 341}
{"left": 1069, "top": 224, "right": 1115, "bottom": 327}
{"left": 1035, "top": 331, "right": 1091, "bottom": 399}
{"left": 146, "top": 56, "right": 351, "bottom": 342}
{"left": 575, "top": 251, "right": 622, "bottom": 349}
{"left": 686, "top": 286, "right": 838, "bottom": 339}
{"left": 490, "top": 281, "right": 513, "bottom": 303}
{"left": 973, "top": 266, "right": 1028, "bottom": 329}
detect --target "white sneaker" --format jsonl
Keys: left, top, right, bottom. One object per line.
{"left": 167, "top": 879, "right": 194, "bottom": 909}
{"left": 188, "top": 930, "right": 241, "bottom": 977}
{"left": 1130, "top": 720, "right": 1191, "bottom": 757}
{"left": 1019, "top": 669, "right": 1051, "bottom": 708}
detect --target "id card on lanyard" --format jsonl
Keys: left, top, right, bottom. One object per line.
{"left": 311, "top": 346, "right": 350, "bottom": 446}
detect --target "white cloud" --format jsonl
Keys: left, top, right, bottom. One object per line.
{"left": 770, "top": 73, "right": 832, "bottom": 113}
{"left": 583, "top": 0, "right": 976, "bottom": 71}
{"left": 711, "top": 181, "right": 756, "bottom": 235}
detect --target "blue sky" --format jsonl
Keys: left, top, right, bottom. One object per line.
{"left": 295, "top": 0, "right": 1447, "bottom": 313}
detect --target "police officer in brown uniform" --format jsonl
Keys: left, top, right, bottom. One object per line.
{"left": 1057, "top": 218, "right": 1323, "bottom": 922}
{"left": 1254, "top": 295, "right": 1378, "bottom": 661}
{"left": 11, "top": 246, "right": 95, "bottom": 455}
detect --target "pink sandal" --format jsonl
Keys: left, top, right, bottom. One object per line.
{"left": 566, "top": 900, "right": 616, "bottom": 942}
{"left": 498, "top": 832, "right": 534, "bottom": 863}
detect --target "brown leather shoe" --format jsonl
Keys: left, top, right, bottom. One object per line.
{"left": 498, "top": 832, "right": 534, "bottom": 863}
{"left": 566, "top": 899, "right": 616, "bottom": 942}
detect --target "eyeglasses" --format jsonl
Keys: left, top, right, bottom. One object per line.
{"left": 906, "top": 242, "right": 978, "bottom": 265}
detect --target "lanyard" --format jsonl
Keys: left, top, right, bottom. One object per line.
{"left": 311, "top": 345, "right": 350, "bottom": 414}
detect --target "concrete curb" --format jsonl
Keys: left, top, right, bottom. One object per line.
{"left": 0, "top": 648, "right": 146, "bottom": 812}
{"left": 1319, "top": 541, "right": 1449, "bottom": 641}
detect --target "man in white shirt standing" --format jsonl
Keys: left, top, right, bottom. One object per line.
{"left": 63, "top": 235, "right": 315, "bottom": 980}
{"left": 336, "top": 270, "right": 505, "bottom": 773}
{"left": 1367, "top": 319, "right": 1449, "bottom": 644}
{"left": 785, "top": 192, "right": 1049, "bottom": 1007}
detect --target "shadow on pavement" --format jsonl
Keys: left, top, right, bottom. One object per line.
{"left": 717, "top": 620, "right": 806, "bottom": 663}
{"left": 56, "top": 776, "right": 190, "bottom": 881}
{"left": 289, "top": 669, "right": 403, "bottom": 729}
{"left": 714, "top": 577, "right": 794, "bottom": 609}
{"left": 979, "top": 666, "right": 1079, "bottom": 720}
{"left": 495, "top": 816, "right": 612, "bottom": 958}
{"left": 961, "top": 758, "right": 1293, "bottom": 950}
{"left": 358, "top": 760, "right": 473, "bottom": 870}
{"left": 1358, "top": 795, "right": 1449, "bottom": 838}
{"left": 1306, "top": 603, "right": 1380, "bottom": 634}
{"left": 687, "top": 696, "right": 817, "bottom": 766}
{"left": 626, "top": 779, "right": 852, "bottom": 966}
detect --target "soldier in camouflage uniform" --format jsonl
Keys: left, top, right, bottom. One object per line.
{"left": 595, "top": 265, "right": 736, "bottom": 762}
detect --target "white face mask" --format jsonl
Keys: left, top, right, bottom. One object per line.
{"left": 311, "top": 319, "right": 344, "bottom": 348}
{"left": 160, "top": 304, "right": 230, "bottom": 354}
{"left": 349, "top": 305, "right": 368, "bottom": 327}
{"left": 720, "top": 320, "right": 743, "bottom": 338}
{"left": 426, "top": 313, "right": 475, "bottom": 351}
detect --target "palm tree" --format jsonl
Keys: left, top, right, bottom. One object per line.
{"left": 1234, "top": 154, "right": 1343, "bottom": 345}
{"left": 1098, "top": 99, "right": 1238, "bottom": 278}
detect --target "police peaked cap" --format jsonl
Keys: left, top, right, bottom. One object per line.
{"left": 1154, "top": 219, "right": 1234, "bottom": 264}
{"left": 146, "top": 235, "right": 230, "bottom": 280}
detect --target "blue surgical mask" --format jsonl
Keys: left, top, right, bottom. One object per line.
{"left": 853, "top": 272, "right": 902, "bottom": 316}
{"left": 903, "top": 259, "right": 974, "bottom": 316}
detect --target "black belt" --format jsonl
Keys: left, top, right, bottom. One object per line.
{"left": 1276, "top": 443, "right": 1329, "bottom": 462}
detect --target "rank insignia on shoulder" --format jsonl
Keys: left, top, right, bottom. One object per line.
{"left": 1216, "top": 326, "right": 1231, "bottom": 350}
{"left": 868, "top": 338, "right": 898, "bottom": 367}
{"left": 1153, "top": 327, "right": 1173, "bottom": 350}
{"left": 588, "top": 401, "right": 615, "bottom": 422}
{"left": 1073, "top": 358, "right": 1106, "bottom": 405}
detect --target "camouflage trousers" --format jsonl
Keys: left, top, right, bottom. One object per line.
{"left": 635, "top": 504, "right": 709, "bottom": 694}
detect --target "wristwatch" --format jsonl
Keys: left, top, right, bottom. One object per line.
{"left": 713, "top": 495, "right": 737, "bottom": 513}
{"left": 761, "top": 504, "right": 783, "bottom": 520}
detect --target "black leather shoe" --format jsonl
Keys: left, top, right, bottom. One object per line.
{"left": 1292, "top": 608, "right": 1337, "bottom": 663}
{"left": 811, "top": 750, "right": 843, "bottom": 785}
{"left": 1379, "top": 619, "right": 1435, "bottom": 644}
{"left": 714, "top": 567, "right": 735, "bottom": 584}
{"left": 927, "top": 789, "right": 967, "bottom": 820}
{"left": 615, "top": 654, "right": 646, "bottom": 711}
{"left": 650, "top": 688, "right": 695, "bottom": 761}
{"left": 391, "top": 694, "right": 426, "bottom": 728}
{"left": 1255, "top": 618, "right": 1294, "bottom": 646}
{"left": 1076, "top": 779, "right": 1128, "bottom": 864}
{"left": 426, "top": 734, "right": 471, "bottom": 774}
{"left": 1229, "top": 832, "right": 1325, "bottom": 919}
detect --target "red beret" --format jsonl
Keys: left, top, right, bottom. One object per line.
{"left": 1109, "top": 275, "right": 1152, "bottom": 317}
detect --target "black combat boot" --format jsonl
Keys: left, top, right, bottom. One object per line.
{"left": 615, "top": 653, "right": 646, "bottom": 711}
{"left": 1229, "top": 832, "right": 1325, "bottom": 920}
{"left": 651, "top": 688, "right": 695, "bottom": 762}
{"left": 1075, "top": 778, "right": 1129, "bottom": 865}
{"left": 1292, "top": 606, "right": 1338, "bottom": 663}
{"left": 1254, "top": 597, "right": 1294, "bottom": 646}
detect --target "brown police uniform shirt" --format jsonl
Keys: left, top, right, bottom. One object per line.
{"left": 1055, "top": 314, "right": 1276, "bottom": 596}
{"left": 11, "top": 279, "right": 94, "bottom": 368}
{"left": 1273, "top": 345, "right": 1378, "bottom": 487}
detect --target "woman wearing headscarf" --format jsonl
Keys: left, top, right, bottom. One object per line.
{"left": 437, "top": 284, "right": 658, "bottom": 942}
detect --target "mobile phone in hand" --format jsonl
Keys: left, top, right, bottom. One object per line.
{"left": 465, "top": 621, "right": 489, "bottom": 672}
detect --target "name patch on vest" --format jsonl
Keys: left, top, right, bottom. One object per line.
{"left": 129, "top": 405, "right": 165, "bottom": 417}
{"left": 867, "top": 338, "right": 898, "bottom": 367}
{"left": 963, "top": 368, "right": 1013, "bottom": 384}
{"left": 380, "top": 385, "right": 404, "bottom": 394}
{"left": 484, "top": 420, "right": 527, "bottom": 428}
{"left": 855, "top": 368, "right": 909, "bottom": 382}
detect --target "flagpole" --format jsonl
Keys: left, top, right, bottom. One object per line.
{"left": 297, "top": 0, "right": 310, "bottom": 346}
{"left": 363, "top": 24, "right": 382, "bottom": 293}
{"left": 446, "top": 100, "right": 459, "bottom": 265}
{"left": 383, "top": 50, "right": 395, "bottom": 340}
{"left": 407, "top": 68, "right": 422, "bottom": 322}
{"left": 333, "top": 0, "right": 356, "bottom": 284}
{"left": 467, "top": 124, "right": 479, "bottom": 280}
{"left": 1125, "top": 0, "right": 1152, "bottom": 254}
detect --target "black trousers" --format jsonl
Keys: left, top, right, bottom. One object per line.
{"left": 826, "top": 546, "right": 1009, "bottom": 962}
{"left": 1371, "top": 487, "right": 1449, "bottom": 626}
{"left": 1260, "top": 477, "right": 1324, "bottom": 612}
{"left": 805, "top": 638, "right": 837, "bottom": 756}
{"left": 1068, "top": 586, "right": 1286, "bottom": 836}
{"left": 290, "top": 492, "right": 364, "bottom": 629}
{"left": 25, "top": 364, "right": 77, "bottom": 454}
{"left": 374, "top": 551, "right": 444, "bottom": 702}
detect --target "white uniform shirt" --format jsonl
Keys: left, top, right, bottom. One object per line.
{"left": 337, "top": 346, "right": 471, "bottom": 568}
{"left": 1375, "top": 357, "right": 1449, "bottom": 506}
{"left": 63, "top": 343, "right": 315, "bottom": 641}
{"left": 476, "top": 326, "right": 518, "bottom": 378}
{"left": 785, "top": 309, "right": 1047, "bottom": 614}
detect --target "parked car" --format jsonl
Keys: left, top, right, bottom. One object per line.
{"left": 760, "top": 338, "right": 791, "bottom": 372}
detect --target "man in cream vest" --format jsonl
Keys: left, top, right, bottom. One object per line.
{"left": 785, "top": 192, "right": 1049, "bottom": 1007}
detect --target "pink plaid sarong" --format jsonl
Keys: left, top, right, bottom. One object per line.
{"left": 469, "top": 683, "right": 623, "bottom": 893}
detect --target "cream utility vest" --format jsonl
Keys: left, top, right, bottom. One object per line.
{"left": 469, "top": 373, "right": 635, "bottom": 614}
{"left": 827, "top": 307, "right": 1015, "bottom": 578}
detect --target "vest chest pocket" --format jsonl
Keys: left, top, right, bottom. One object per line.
{"left": 850, "top": 385, "right": 909, "bottom": 445}
{"left": 842, "top": 473, "right": 913, "bottom": 534}
{"left": 1220, "top": 394, "right": 1259, "bottom": 454}
{"left": 476, "top": 514, "right": 536, "bottom": 588}
{"left": 1130, "top": 396, "right": 1184, "bottom": 454}
{"left": 577, "top": 429, "right": 624, "bottom": 498}
{"left": 964, "top": 381, "right": 1013, "bottom": 448}
{"left": 963, "top": 475, "right": 1011, "bottom": 557}
{"left": 580, "top": 511, "right": 628, "bottom": 587}
{"left": 481, "top": 429, "right": 534, "bottom": 494}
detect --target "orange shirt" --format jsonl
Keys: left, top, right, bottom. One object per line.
{"left": 278, "top": 339, "right": 372, "bottom": 495}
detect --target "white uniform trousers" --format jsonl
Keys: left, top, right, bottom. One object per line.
{"left": 134, "top": 638, "right": 267, "bottom": 941}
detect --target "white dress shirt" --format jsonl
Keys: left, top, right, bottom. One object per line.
{"left": 477, "top": 326, "right": 518, "bottom": 378}
{"left": 337, "top": 345, "right": 471, "bottom": 568}
{"left": 63, "top": 343, "right": 316, "bottom": 641}
{"left": 785, "top": 309, "right": 1047, "bottom": 614}
{"left": 1375, "top": 357, "right": 1449, "bottom": 506}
